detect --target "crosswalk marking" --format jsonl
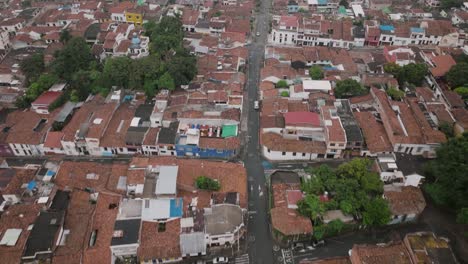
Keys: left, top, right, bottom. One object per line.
{"left": 235, "top": 254, "right": 249, "bottom": 264}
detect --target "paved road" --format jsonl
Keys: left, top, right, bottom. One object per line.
{"left": 243, "top": 0, "right": 274, "bottom": 263}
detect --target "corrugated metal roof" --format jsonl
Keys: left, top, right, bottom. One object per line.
{"left": 0, "top": 229, "right": 22, "bottom": 246}
{"left": 155, "top": 166, "right": 178, "bottom": 195}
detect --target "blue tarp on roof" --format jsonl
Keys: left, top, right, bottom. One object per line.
{"left": 379, "top": 25, "right": 394, "bottom": 31}
{"left": 318, "top": 0, "right": 327, "bottom": 5}
{"left": 411, "top": 27, "right": 424, "bottom": 33}
{"left": 170, "top": 198, "right": 183, "bottom": 217}
{"left": 27, "top": 181, "right": 36, "bottom": 191}
{"left": 46, "top": 170, "right": 55, "bottom": 177}
{"left": 323, "top": 66, "right": 338, "bottom": 71}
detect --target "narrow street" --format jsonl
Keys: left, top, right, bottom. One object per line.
{"left": 243, "top": 0, "right": 274, "bottom": 263}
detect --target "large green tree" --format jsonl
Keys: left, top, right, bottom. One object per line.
{"left": 362, "top": 197, "right": 392, "bottom": 227}
{"left": 158, "top": 72, "right": 176, "bottom": 91}
{"left": 384, "top": 63, "right": 428, "bottom": 86}
{"left": 309, "top": 65, "right": 324, "bottom": 80}
{"left": 440, "top": 0, "right": 463, "bottom": 9}
{"left": 297, "top": 194, "right": 326, "bottom": 224}
{"left": 446, "top": 63, "right": 468, "bottom": 88}
{"left": 334, "top": 79, "right": 368, "bottom": 98}
{"left": 424, "top": 133, "right": 468, "bottom": 215}
{"left": 166, "top": 51, "right": 197, "bottom": 87}
{"left": 102, "top": 56, "right": 133, "bottom": 89}
{"left": 20, "top": 53, "right": 45, "bottom": 85}
{"left": 52, "top": 37, "right": 95, "bottom": 81}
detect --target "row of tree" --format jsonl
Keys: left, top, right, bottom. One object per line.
{"left": 424, "top": 133, "right": 468, "bottom": 224}
{"left": 18, "top": 16, "right": 197, "bottom": 108}
{"left": 298, "top": 159, "right": 391, "bottom": 239}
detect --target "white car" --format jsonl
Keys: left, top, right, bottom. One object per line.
{"left": 254, "top": 100, "right": 260, "bottom": 110}
{"left": 256, "top": 32, "right": 261, "bottom": 36}
{"left": 213, "top": 257, "right": 229, "bottom": 263}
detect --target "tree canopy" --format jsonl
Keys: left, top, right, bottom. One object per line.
{"left": 446, "top": 63, "right": 468, "bottom": 88}
{"left": 51, "top": 37, "right": 95, "bottom": 82}
{"left": 20, "top": 53, "right": 44, "bottom": 85}
{"left": 309, "top": 65, "right": 324, "bottom": 80}
{"left": 424, "top": 133, "right": 468, "bottom": 220}
{"left": 276, "top": 80, "right": 289, "bottom": 88}
{"left": 362, "top": 198, "right": 392, "bottom": 227}
{"left": 334, "top": 79, "right": 368, "bottom": 98}
{"left": 386, "top": 87, "right": 405, "bottom": 100}
{"left": 384, "top": 63, "right": 428, "bottom": 86}
{"left": 454, "top": 87, "right": 468, "bottom": 99}
{"left": 299, "top": 159, "right": 389, "bottom": 228}
{"left": 440, "top": 0, "right": 463, "bottom": 9}
{"left": 195, "top": 176, "right": 221, "bottom": 191}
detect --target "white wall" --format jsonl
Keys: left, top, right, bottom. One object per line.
{"left": 262, "top": 146, "right": 317, "bottom": 161}
{"left": 9, "top": 143, "right": 43, "bottom": 156}
{"left": 394, "top": 143, "right": 438, "bottom": 156}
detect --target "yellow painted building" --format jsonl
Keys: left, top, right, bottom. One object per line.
{"left": 125, "top": 9, "right": 143, "bottom": 25}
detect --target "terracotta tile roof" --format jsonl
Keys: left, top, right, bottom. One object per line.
{"left": 55, "top": 161, "right": 121, "bottom": 193}
{"left": 44, "top": 131, "right": 64, "bottom": 149}
{"left": 351, "top": 242, "right": 412, "bottom": 264}
{"left": 443, "top": 89, "right": 464, "bottom": 108}
{"left": 424, "top": 20, "right": 455, "bottom": 37}
{"left": 279, "top": 15, "right": 299, "bottom": 28}
{"left": 179, "top": 189, "right": 212, "bottom": 211}
{"left": 138, "top": 219, "right": 181, "bottom": 261}
{"left": 271, "top": 207, "right": 312, "bottom": 236}
{"left": 284, "top": 111, "right": 321, "bottom": 127}
{"left": 5, "top": 109, "right": 60, "bottom": 145}
{"left": 262, "top": 132, "right": 327, "bottom": 154}
{"left": 62, "top": 96, "right": 107, "bottom": 141}
{"left": 0, "top": 204, "right": 41, "bottom": 264}
{"left": 142, "top": 127, "right": 159, "bottom": 146}
{"left": 100, "top": 103, "right": 136, "bottom": 148}
{"left": 175, "top": 158, "right": 247, "bottom": 207}
{"left": 198, "top": 136, "right": 240, "bottom": 150}
{"left": 262, "top": 88, "right": 279, "bottom": 99}
{"left": 82, "top": 193, "right": 120, "bottom": 264}
{"left": 221, "top": 31, "right": 246, "bottom": 44}
{"left": 384, "top": 186, "right": 426, "bottom": 216}
{"left": 260, "top": 81, "right": 275, "bottom": 91}
{"left": 452, "top": 108, "right": 468, "bottom": 129}
{"left": 226, "top": 19, "right": 250, "bottom": 34}
{"left": 455, "top": 11, "right": 468, "bottom": 21}
{"left": 288, "top": 101, "right": 309, "bottom": 112}
{"left": 207, "top": 90, "right": 228, "bottom": 103}
{"left": 426, "top": 104, "right": 453, "bottom": 125}
{"left": 354, "top": 112, "right": 393, "bottom": 153}
{"left": 349, "top": 94, "right": 373, "bottom": 105}
{"left": 115, "top": 39, "right": 131, "bottom": 53}
{"left": 86, "top": 101, "right": 118, "bottom": 139}
{"left": 261, "top": 98, "right": 289, "bottom": 116}
{"left": 126, "top": 169, "right": 145, "bottom": 185}
{"left": 429, "top": 55, "right": 456, "bottom": 77}
{"left": 415, "top": 87, "right": 435, "bottom": 102}
{"left": 52, "top": 191, "right": 95, "bottom": 264}
{"left": 182, "top": 9, "right": 199, "bottom": 26}
{"left": 32, "top": 91, "right": 61, "bottom": 106}
{"left": 406, "top": 99, "right": 446, "bottom": 144}
{"left": 321, "top": 106, "right": 346, "bottom": 143}
{"left": 109, "top": 1, "right": 134, "bottom": 13}
{"left": 272, "top": 182, "right": 301, "bottom": 208}
{"left": 261, "top": 115, "right": 285, "bottom": 129}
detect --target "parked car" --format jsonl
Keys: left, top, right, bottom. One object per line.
{"left": 256, "top": 32, "right": 261, "bottom": 36}
{"left": 213, "top": 257, "right": 229, "bottom": 263}
{"left": 254, "top": 100, "right": 260, "bottom": 110}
